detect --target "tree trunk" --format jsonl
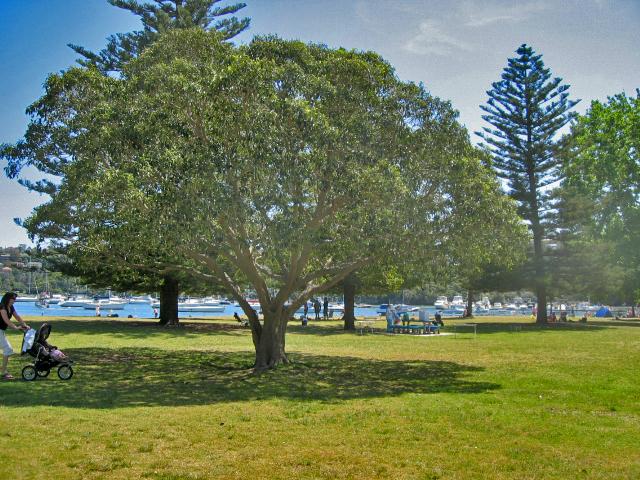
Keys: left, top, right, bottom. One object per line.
{"left": 536, "top": 283, "right": 548, "bottom": 324}
{"left": 254, "top": 309, "right": 289, "bottom": 370}
{"left": 158, "top": 275, "right": 179, "bottom": 326}
{"left": 466, "top": 290, "right": 474, "bottom": 318}
{"left": 342, "top": 275, "right": 356, "bottom": 331}
{"left": 532, "top": 218, "right": 548, "bottom": 324}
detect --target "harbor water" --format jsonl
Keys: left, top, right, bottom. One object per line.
{"left": 15, "top": 302, "right": 537, "bottom": 320}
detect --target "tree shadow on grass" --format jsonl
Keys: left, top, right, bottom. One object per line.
{"left": 24, "top": 318, "right": 379, "bottom": 339}
{"left": 23, "top": 319, "right": 250, "bottom": 340}
{"left": 582, "top": 319, "right": 640, "bottom": 328}
{"left": 445, "top": 321, "right": 610, "bottom": 334}
{"left": 1, "top": 348, "right": 498, "bottom": 409}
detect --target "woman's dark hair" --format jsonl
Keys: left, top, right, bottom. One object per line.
{"left": 1, "top": 292, "right": 17, "bottom": 307}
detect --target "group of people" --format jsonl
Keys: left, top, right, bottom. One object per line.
{"left": 387, "top": 305, "right": 444, "bottom": 327}
{"left": 0, "top": 292, "right": 30, "bottom": 381}
{"left": 542, "top": 311, "right": 577, "bottom": 322}
{"left": 302, "top": 297, "right": 330, "bottom": 321}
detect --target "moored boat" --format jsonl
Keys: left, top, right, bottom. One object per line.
{"left": 178, "top": 304, "right": 226, "bottom": 312}
{"left": 450, "top": 295, "right": 465, "bottom": 307}
{"left": 16, "top": 295, "right": 39, "bottom": 303}
{"left": 58, "top": 296, "right": 93, "bottom": 307}
{"left": 82, "top": 299, "right": 127, "bottom": 310}
{"left": 434, "top": 296, "right": 449, "bottom": 310}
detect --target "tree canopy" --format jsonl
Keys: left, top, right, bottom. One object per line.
{"left": 558, "top": 91, "right": 640, "bottom": 305}
{"left": 4, "top": 30, "right": 523, "bottom": 368}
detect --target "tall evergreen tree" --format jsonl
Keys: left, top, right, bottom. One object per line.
{"left": 69, "top": 0, "right": 249, "bottom": 73}
{"left": 477, "top": 44, "right": 578, "bottom": 323}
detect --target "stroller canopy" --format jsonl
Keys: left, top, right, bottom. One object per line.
{"left": 22, "top": 323, "right": 52, "bottom": 357}
{"left": 36, "top": 323, "right": 52, "bottom": 342}
{"left": 21, "top": 328, "right": 36, "bottom": 354}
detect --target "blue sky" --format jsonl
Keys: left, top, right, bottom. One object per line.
{"left": 1, "top": 0, "right": 639, "bottom": 247}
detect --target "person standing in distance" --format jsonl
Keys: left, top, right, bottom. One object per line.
{"left": 1, "top": 292, "right": 30, "bottom": 380}
{"left": 313, "top": 298, "right": 321, "bottom": 321}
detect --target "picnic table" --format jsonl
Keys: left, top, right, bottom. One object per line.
{"left": 387, "top": 317, "right": 440, "bottom": 335}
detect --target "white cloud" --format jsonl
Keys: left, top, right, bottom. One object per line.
{"left": 404, "top": 19, "right": 473, "bottom": 56}
{"left": 462, "top": 1, "right": 549, "bottom": 27}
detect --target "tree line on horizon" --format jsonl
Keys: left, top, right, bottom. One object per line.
{"left": 2, "top": 0, "right": 638, "bottom": 368}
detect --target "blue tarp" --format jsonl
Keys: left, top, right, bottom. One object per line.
{"left": 594, "top": 306, "right": 613, "bottom": 317}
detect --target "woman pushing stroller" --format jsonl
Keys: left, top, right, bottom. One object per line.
{"left": 1, "top": 292, "right": 30, "bottom": 380}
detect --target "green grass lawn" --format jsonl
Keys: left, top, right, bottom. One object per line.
{"left": 1, "top": 315, "right": 639, "bottom": 479}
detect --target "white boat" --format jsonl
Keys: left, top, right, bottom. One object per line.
{"left": 493, "top": 302, "right": 502, "bottom": 309}
{"left": 43, "top": 294, "right": 66, "bottom": 305}
{"left": 441, "top": 307, "right": 465, "bottom": 317}
{"left": 178, "top": 303, "right": 225, "bottom": 312}
{"left": 434, "top": 296, "right": 449, "bottom": 310}
{"left": 199, "top": 297, "right": 225, "bottom": 307}
{"left": 82, "top": 299, "right": 127, "bottom": 310}
{"left": 16, "top": 295, "right": 39, "bottom": 303}
{"left": 129, "top": 295, "right": 154, "bottom": 304}
{"left": 450, "top": 295, "right": 465, "bottom": 307}
{"left": 58, "top": 296, "right": 94, "bottom": 307}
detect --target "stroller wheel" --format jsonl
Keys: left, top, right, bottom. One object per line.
{"left": 37, "top": 369, "right": 50, "bottom": 378}
{"left": 22, "top": 365, "right": 37, "bottom": 381}
{"left": 57, "top": 365, "right": 73, "bottom": 380}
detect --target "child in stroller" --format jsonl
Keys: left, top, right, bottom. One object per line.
{"left": 21, "top": 323, "right": 74, "bottom": 381}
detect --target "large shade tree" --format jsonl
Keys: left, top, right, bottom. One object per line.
{"left": 558, "top": 91, "right": 640, "bottom": 311}
{"left": 6, "top": 30, "right": 522, "bottom": 369}
{"left": 477, "top": 44, "right": 578, "bottom": 323}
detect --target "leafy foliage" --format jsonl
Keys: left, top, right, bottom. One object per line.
{"left": 558, "top": 91, "right": 640, "bottom": 304}
{"left": 3, "top": 30, "right": 526, "bottom": 366}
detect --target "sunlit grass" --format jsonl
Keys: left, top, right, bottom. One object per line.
{"left": 1, "top": 315, "right": 639, "bottom": 479}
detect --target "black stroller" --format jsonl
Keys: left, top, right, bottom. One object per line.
{"left": 20, "top": 323, "right": 74, "bottom": 381}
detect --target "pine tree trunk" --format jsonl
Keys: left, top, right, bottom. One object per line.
{"left": 158, "top": 275, "right": 179, "bottom": 326}
{"left": 530, "top": 194, "right": 548, "bottom": 324}
{"left": 466, "top": 290, "right": 474, "bottom": 318}
{"left": 536, "top": 285, "right": 547, "bottom": 324}
{"left": 254, "top": 310, "right": 288, "bottom": 370}
{"left": 533, "top": 228, "right": 548, "bottom": 325}
{"left": 342, "top": 276, "right": 356, "bottom": 331}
